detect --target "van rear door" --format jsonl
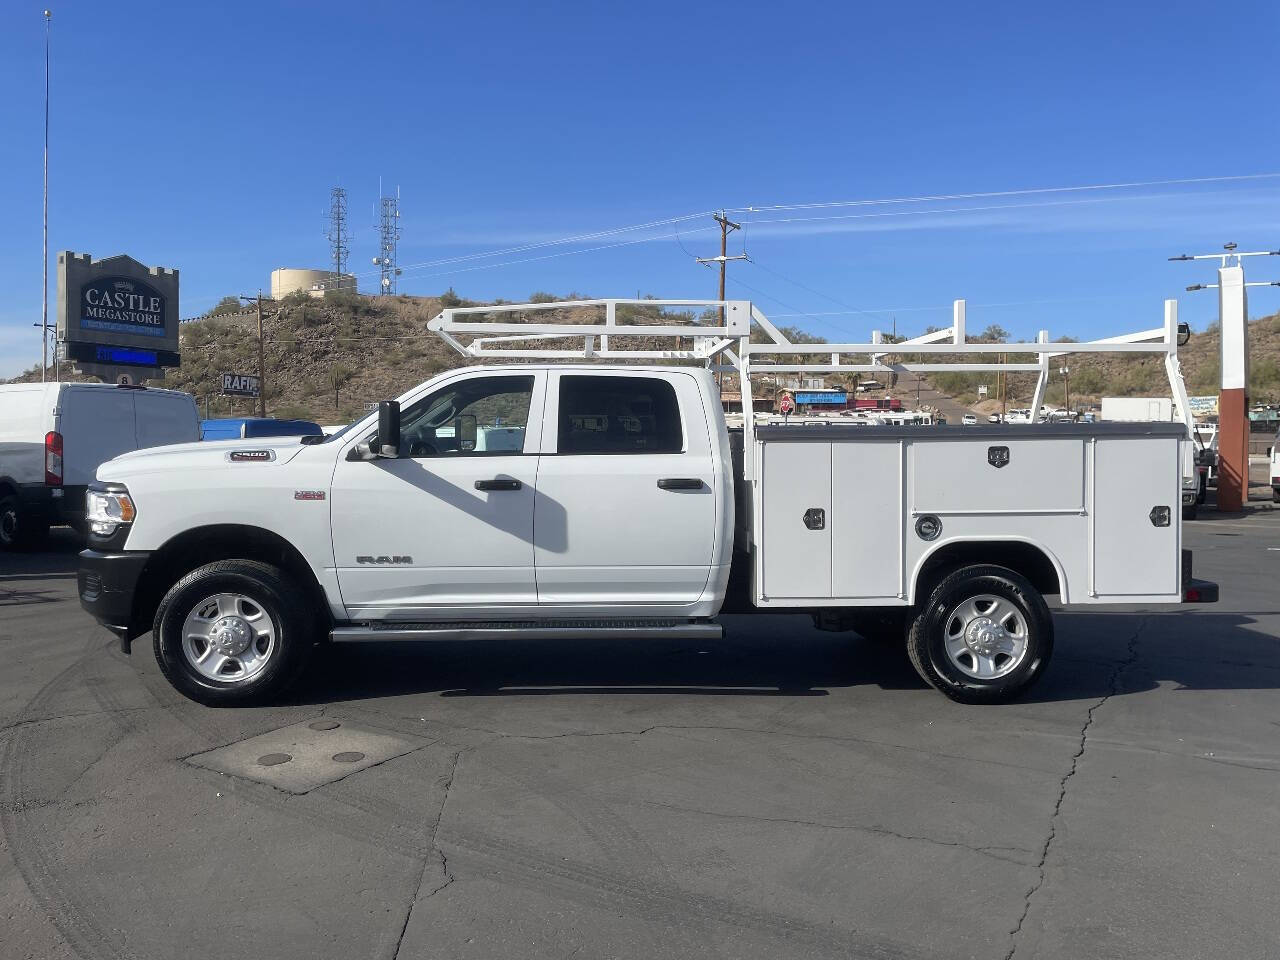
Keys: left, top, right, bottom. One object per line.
{"left": 57, "top": 388, "right": 137, "bottom": 486}
{"left": 134, "top": 391, "right": 199, "bottom": 450}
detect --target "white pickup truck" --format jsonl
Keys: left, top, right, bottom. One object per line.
{"left": 78, "top": 298, "right": 1217, "bottom": 706}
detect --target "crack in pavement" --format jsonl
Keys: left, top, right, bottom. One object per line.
{"left": 1004, "top": 615, "right": 1148, "bottom": 960}
{"left": 425, "top": 718, "right": 1052, "bottom": 775}
{"left": 391, "top": 751, "right": 460, "bottom": 960}
{"left": 632, "top": 797, "right": 1037, "bottom": 866}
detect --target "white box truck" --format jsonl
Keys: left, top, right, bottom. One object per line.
{"left": 1101, "top": 396, "right": 1204, "bottom": 518}
{"left": 76, "top": 298, "right": 1216, "bottom": 707}
{"left": 0, "top": 382, "right": 199, "bottom": 548}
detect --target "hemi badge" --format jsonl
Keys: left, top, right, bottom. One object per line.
{"left": 229, "top": 449, "right": 273, "bottom": 462}
{"left": 294, "top": 490, "right": 326, "bottom": 501}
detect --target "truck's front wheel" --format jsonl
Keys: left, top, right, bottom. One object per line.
{"left": 153, "top": 560, "right": 315, "bottom": 706}
{"left": 907, "top": 565, "right": 1053, "bottom": 704}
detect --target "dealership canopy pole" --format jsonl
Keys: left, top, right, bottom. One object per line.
{"left": 1174, "top": 245, "right": 1280, "bottom": 511}
{"left": 41, "top": 10, "right": 51, "bottom": 382}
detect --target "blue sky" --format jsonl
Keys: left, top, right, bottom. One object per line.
{"left": 2, "top": 0, "right": 1280, "bottom": 377}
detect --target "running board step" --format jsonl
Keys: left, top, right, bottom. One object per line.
{"left": 330, "top": 619, "right": 723, "bottom": 643}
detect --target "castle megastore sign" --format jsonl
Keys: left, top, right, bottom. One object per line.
{"left": 80, "top": 276, "right": 167, "bottom": 338}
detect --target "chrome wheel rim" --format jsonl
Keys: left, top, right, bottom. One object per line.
{"left": 181, "top": 593, "right": 276, "bottom": 683}
{"left": 942, "top": 593, "right": 1029, "bottom": 680}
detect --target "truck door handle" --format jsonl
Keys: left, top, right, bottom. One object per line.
{"left": 475, "top": 478, "right": 522, "bottom": 491}
{"left": 657, "top": 478, "right": 703, "bottom": 490}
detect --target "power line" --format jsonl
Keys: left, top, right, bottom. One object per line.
{"left": 723, "top": 171, "right": 1280, "bottom": 216}
{"left": 739, "top": 189, "right": 1276, "bottom": 229}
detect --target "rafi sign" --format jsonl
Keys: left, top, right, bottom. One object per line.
{"left": 221, "top": 373, "right": 260, "bottom": 397}
{"left": 57, "top": 251, "right": 180, "bottom": 383}
{"left": 80, "top": 276, "right": 167, "bottom": 337}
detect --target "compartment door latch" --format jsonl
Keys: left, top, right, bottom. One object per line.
{"left": 803, "top": 508, "right": 826, "bottom": 531}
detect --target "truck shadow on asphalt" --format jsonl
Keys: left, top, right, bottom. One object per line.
{"left": 284, "top": 610, "right": 1280, "bottom": 707}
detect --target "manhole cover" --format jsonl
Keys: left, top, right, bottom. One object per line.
{"left": 187, "top": 720, "right": 429, "bottom": 793}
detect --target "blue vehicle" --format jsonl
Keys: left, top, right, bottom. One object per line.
{"left": 200, "top": 418, "right": 323, "bottom": 441}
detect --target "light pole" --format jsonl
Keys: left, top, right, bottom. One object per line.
{"left": 41, "top": 10, "right": 52, "bottom": 381}
{"left": 1059, "top": 365, "right": 1070, "bottom": 418}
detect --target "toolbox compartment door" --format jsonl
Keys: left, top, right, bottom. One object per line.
{"left": 1092, "top": 437, "right": 1180, "bottom": 598}
{"left": 759, "top": 442, "right": 831, "bottom": 600}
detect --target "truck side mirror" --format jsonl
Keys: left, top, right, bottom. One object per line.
{"left": 457, "top": 414, "right": 477, "bottom": 452}
{"left": 377, "top": 400, "right": 401, "bottom": 457}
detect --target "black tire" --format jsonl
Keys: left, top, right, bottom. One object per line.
{"left": 153, "top": 560, "right": 316, "bottom": 706}
{"left": 907, "top": 564, "right": 1053, "bottom": 704}
{"left": 1182, "top": 503, "right": 1197, "bottom": 522}
{"left": 0, "top": 494, "right": 48, "bottom": 551}
{"left": 1196, "top": 475, "right": 1207, "bottom": 505}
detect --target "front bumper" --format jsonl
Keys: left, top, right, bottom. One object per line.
{"left": 78, "top": 549, "right": 150, "bottom": 650}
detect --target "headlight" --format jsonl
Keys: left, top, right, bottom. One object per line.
{"left": 86, "top": 488, "right": 136, "bottom": 537}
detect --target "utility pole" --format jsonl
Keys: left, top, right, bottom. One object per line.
{"left": 697, "top": 211, "right": 747, "bottom": 390}
{"left": 1060, "top": 365, "right": 1070, "bottom": 417}
{"left": 697, "top": 211, "right": 748, "bottom": 320}
{"left": 239, "top": 292, "right": 277, "bottom": 417}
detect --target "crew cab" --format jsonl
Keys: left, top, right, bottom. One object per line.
{"left": 78, "top": 297, "right": 1217, "bottom": 707}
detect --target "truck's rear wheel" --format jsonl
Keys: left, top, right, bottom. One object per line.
{"left": 907, "top": 565, "right": 1052, "bottom": 704}
{"left": 153, "top": 560, "right": 315, "bottom": 706}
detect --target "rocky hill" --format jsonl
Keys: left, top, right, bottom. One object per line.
{"left": 9, "top": 290, "right": 1280, "bottom": 421}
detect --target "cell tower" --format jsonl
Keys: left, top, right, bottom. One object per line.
{"left": 373, "top": 187, "right": 401, "bottom": 295}
{"left": 326, "top": 186, "right": 350, "bottom": 281}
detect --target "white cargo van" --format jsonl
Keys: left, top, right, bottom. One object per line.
{"left": 0, "top": 382, "right": 199, "bottom": 548}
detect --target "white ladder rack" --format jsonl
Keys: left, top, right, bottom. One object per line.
{"left": 427, "top": 296, "right": 1194, "bottom": 474}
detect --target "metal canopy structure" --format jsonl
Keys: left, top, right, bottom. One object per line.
{"left": 427, "top": 296, "right": 1194, "bottom": 474}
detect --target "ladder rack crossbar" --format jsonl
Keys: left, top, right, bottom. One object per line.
{"left": 426, "top": 296, "right": 1192, "bottom": 448}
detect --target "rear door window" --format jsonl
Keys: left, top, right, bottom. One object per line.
{"left": 135, "top": 393, "right": 199, "bottom": 449}
{"left": 57, "top": 388, "right": 137, "bottom": 485}
{"left": 557, "top": 376, "right": 683, "bottom": 454}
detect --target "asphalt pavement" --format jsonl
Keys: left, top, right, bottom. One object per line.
{"left": 2, "top": 510, "right": 1279, "bottom": 960}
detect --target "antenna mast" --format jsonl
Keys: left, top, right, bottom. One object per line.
{"left": 326, "top": 186, "right": 350, "bottom": 284}
{"left": 374, "top": 186, "right": 401, "bottom": 295}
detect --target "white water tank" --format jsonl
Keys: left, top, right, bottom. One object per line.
{"left": 270, "top": 268, "right": 357, "bottom": 299}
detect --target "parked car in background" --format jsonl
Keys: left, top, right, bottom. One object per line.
{"left": 0, "top": 382, "right": 198, "bottom": 549}
{"left": 962, "top": 414, "right": 978, "bottom": 425}
{"left": 200, "top": 418, "right": 324, "bottom": 441}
